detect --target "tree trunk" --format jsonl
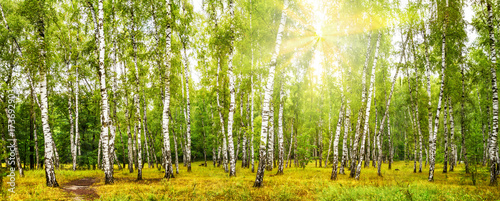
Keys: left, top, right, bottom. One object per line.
{"left": 130, "top": 0, "right": 143, "bottom": 179}
{"left": 253, "top": 0, "right": 288, "bottom": 187}
{"left": 387, "top": 109, "right": 392, "bottom": 169}
{"left": 173, "top": 128, "right": 179, "bottom": 174}
{"left": 350, "top": 32, "right": 373, "bottom": 178}
{"left": 443, "top": 98, "right": 449, "bottom": 173}
{"left": 326, "top": 109, "right": 333, "bottom": 167}
{"left": 355, "top": 32, "right": 381, "bottom": 180}
{"left": 267, "top": 103, "right": 275, "bottom": 171}
{"left": 277, "top": 86, "right": 285, "bottom": 175}
{"left": 448, "top": 97, "right": 455, "bottom": 171}
{"left": 429, "top": 0, "right": 448, "bottom": 181}
{"left": 423, "top": 20, "right": 433, "bottom": 175}
{"left": 241, "top": 92, "right": 247, "bottom": 168}
{"left": 340, "top": 66, "right": 352, "bottom": 175}
{"left": 226, "top": 1, "right": 237, "bottom": 174}
{"left": 69, "top": 89, "right": 75, "bottom": 171}
{"left": 123, "top": 62, "right": 134, "bottom": 173}
{"left": 142, "top": 90, "right": 151, "bottom": 169}
{"left": 375, "top": 33, "right": 407, "bottom": 176}
{"left": 98, "top": 0, "right": 112, "bottom": 183}
{"left": 161, "top": 0, "right": 174, "bottom": 179}
{"left": 460, "top": 63, "right": 469, "bottom": 173}
{"left": 331, "top": 104, "right": 344, "bottom": 180}
{"left": 286, "top": 120, "right": 294, "bottom": 168}
{"left": 181, "top": 42, "right": 192, "bottom": 172}
{"left": 410, "top": 43, "right": 424, "bottom": 173}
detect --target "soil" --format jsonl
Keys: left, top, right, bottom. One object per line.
{"left": 62, "top": 178, "right": 99, "bottom": 201}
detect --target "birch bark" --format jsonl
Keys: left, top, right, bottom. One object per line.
{"left": 253, "top": 0, "right": 288, "bottom": 187}
{"left": 355, "top": 32, "right": 381, "bottom": 180}
{"left": 162, "top": 0, "right": 174, "bottom": 179}
{"left": 277, "top": 86, "right": 285, "bottom": 175}
{"left": 429, "top": 0, "right": 448, "bottom": 181}
{"left": 226, "top": 0, "right": 236, "bottom": 176}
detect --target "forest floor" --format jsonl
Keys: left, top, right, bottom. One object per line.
{"left": 2, "top": 160, "right": 500, "bottom": 200}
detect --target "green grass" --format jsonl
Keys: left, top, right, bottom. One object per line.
{"left": 2, "top": 161, "right": 499, "bottom": 200}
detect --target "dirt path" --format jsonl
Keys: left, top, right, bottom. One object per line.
{"left": 62, "top": 178, "right": 99, "bottom": 200}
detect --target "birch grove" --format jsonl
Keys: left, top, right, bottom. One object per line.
{"left": 1, "top": 0, "right": 500, "bottom": 196}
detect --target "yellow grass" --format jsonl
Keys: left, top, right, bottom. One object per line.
{"left": 2, "top": 161, "right": 500, "bottom": 200}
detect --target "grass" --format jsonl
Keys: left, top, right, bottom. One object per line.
{"left": 2, "top": 160, "right": 499, "bottom": 200}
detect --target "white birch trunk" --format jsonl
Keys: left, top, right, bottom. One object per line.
{"left": 443, "top": 98, "right": 449, "bottom": 173}
{"left": 91, "top": 0, "right": 114, "bottom": 183}
{"left": 181, "top": 41, "right": 192, "bottom": 172}
{"left": 254, "top": 0, "right": 288, "bottom": 187}
{"left": 429, "top": 0, "right": 448, "bottom": 181}
{"left": 331, "top": 104, "right": 344, "bottom": 180}
{"left": 487, "top": 2, "right": 498, "bottom": 185}
{"left": 355, "top": 32, "right": 381, "bottom": 180}
{"left": 277, "top": 86, "right": 285, "bottom": 174}
{"left": 267, "top": 103, "right": 275, "bottom": 171}
{"left": 448, "top": 98, "right": 455, "bottom": 171}
{"left": 374, "top": 33, "right": 407, "bottom": 176}
{"left": 340, "top": 66, "right": 352, "bottom": 175}
{"left": 350, "top": 32, "right": 373, "bottom": 178}
{"left": 225, "top": 0, "right": 236, "bottom": 176}
{"left": 162, "top": 0, "right": 174, "bottom": 179}
{"left": 41, "top": 69, "right": 58, "bottom": 187}
{"left": 286, "top": 121, "right": 294, "bottom": 168}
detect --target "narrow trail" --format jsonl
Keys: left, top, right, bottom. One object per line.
{"left": 62, "top": 178, "right": 99, "bottom": 201}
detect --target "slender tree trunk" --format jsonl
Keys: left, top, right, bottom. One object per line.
{"left": 410, "top": 44, "right": 424, "bottom": 173}
{"left": 33, "top": 91, "right": 40, "bottom": 169}
{"left": 98, "top": 0, "right": 112, "bottom": 181}
{"left": 142, "top": 91, "right": 151, "bottom": 169}
{"left": 130, "top": 0, "right": 143, "bottom": 179}
{"left": 350, "top": 32, "right": 373, "bottom": 178}
{"left": 429, "top": 0, "right": 448, "bottom": 181}
{"left": 69, "top": 89, "right": 75, "bottom": 171}
{"left": 241, "top": 92, "right": 247, "bottom": 168}
{"left": 277, "top": 86, "right": 285, "bottom": 175}
{"left": 180, "top": 43, "right": 192, "bottom": 172}
{"left": 253, "top": 0, "right": 288, "bottom": 187}
{"left": 331, "top": 104, "right": 344, "bottom": 180}
{"left": 267, "top": 103, "right": 275, "bottom": 171}
{"left": 355, "top": 32, "right": 381, "bottom": 180}
{"left": 460, "top": 63, "right": 469, "bottom": 173}
{"left": 123, "top": 63, "right": 134, "bottom": 173}
{"left": 375, "top": 33, "right": 407, "bottom": 176}
{"left": 286, "top": 121, "right": 294, "bottom": 168}
{"left": 41, "top": 68, "right": 59, "bottom": 187}
{"left": 161, "top": 0, "right": 174, "bottom": 179}
{"left": 423, "top": 22, "right": 433, "bottom": 174}
{"left": 449, "top": 98, "right": 456, "bottom": 171}
{"left": 75, "top": 65, "right": 80, "bottom": 163}
{"left": 340, "top": 66, "right": 352, "bottom": 175}
{"left": 173, "top": 128, "right": 179, "bottom": 174}
{"left": 387, "top": 110, "right": 392, "bottom": 169}
{"left": 226, "top": 1, "right": 237, "bottom": 176}
{"left": 443, "top": 98, "right": 449, "bottom": 173}
{"left": 326, "top": 109, "right": 333, "bottom": 167}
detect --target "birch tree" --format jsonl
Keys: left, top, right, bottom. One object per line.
{"left": 226, "top": 0, "right": 236, "bottom": 177}
{"left": 254, "top": 0, "right": 288, "bottom": 187}
{"left": 162, "top": 0, "right": 174, "bottom": 179}
{"left": 355, "top": 32, "right": 381, "bottom": 180}
{"left": 487, "top": 1, "right": 498, "bottom": 186}
{"left": 277, "top": 85, "right": 285, "bottom": 175}
{"left": 428, "top": 0, "right": 448, "bottom": 182}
